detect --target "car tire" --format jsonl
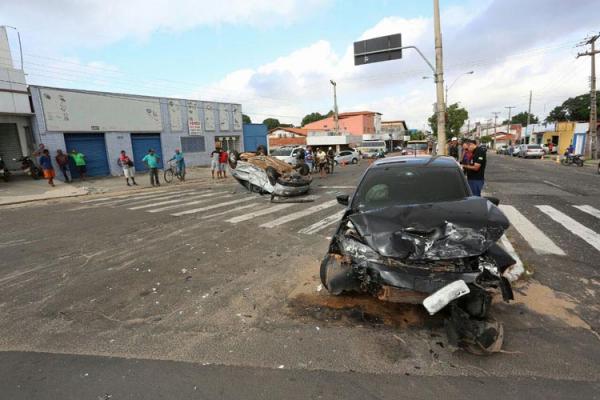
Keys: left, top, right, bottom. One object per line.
{"left": 352, "top": 158, "right": 358, "bottom": 164}
{"left": 228, "top": 151, "right": 240, "bottom": 169}
{"left": 297, "top": 163, "right": 310, "bottom": 176}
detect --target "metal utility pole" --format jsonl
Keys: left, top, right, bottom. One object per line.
{"left": 330, "top": 80, "right": 339, "bottom": 135}
{"left": 505, "top": 106, "right": 515, "bottom": 142}
{"left": 525, "top": 90, "right": 533, "bottom": 144}
{"left": 492, "top": 112, "right": 501, "bottom": 135}
{"left": 433, "top": 0, "right": 447, "bottom": 155}
{"left": 577, "top": 33, "right": 599, "bottom": 159}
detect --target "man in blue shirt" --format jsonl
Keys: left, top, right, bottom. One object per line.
{"left": 142, "top": 149, "right": 161, "bottom": 187}
{"left": 169, "top": 149, "right": 186, "bottom": 181}
{"left": 39, "top": 149, "right": 56, "bottom": 187}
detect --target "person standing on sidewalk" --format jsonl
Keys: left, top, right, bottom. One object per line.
{"left": 448, "top": 137, "right": 459, "bottom": 161}
{"left": 305, "top": 146, "right": 314, "bottom": 172}
{"left": 462, "top": 139, "right": 487, "bottom": 196}
{"left": 169, "top": 149, "right": 186, "bottom": 181}
{"left": 69, "top": 149, "right": 87, "bottom": 181}
{"left": 219, "top": 149, "right": 228, "bottom": 179}
{"left": 210, "top": 148, "right": 221, "bottom": 179}
{"left": 39, "top": 149, "right": 55, "bottom": 187}
{"left": 142, "top": 149, "right": 161, "bottom": 187}
{"left": 118, "top": 150, "right": 137, "bottom": 186}
{"left": 55, "top": 149, "right": 71, "bottom": 183}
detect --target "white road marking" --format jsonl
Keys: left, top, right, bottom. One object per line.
{"left": 103, "top": 189, "right": 199, "bottom": 206}
{"left": 499, "top": 234, "right": 524, "bottom": 282}
{"left": 543, "top": 180, "right": 563, "bottom": 189}
{"left": 573, "top": 205, "right": 600, "bottom": 220}
{"left": 298, "top": 209, "right": 346, "bottom": 235}
{"left": 260, "top": 200, "right": 339, "bottom": 228}
{"left": 80, "top": 189, "right": 170, "bottom": 203}
{"left": 537, "top": 205, "right": 600, "bottom": 252}
{"left": 226, "top": 203, "right": 295, "bottom": 224}
{"left": 499, "top": 205, "right": 565, "bottom": 255}
{"left": 128, "top": 192, "right": 221, "bottom": 210}
{"left": 200, "top": 203, "right": 260, "bottom": 220}
{"left": 171, "top": 197, "right": 256, "bottom": 216}
{"left": 147, "top": 193, "right": 232, "bottom": 213}
{"left": 316, "top": 186, "right": 355, "bottom": 189}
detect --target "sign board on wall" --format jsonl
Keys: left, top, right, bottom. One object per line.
{"left": 232, "top": 104, "right": 242, "bottom": 131}
{"left": 219, "top": 104, "right": 230, "bottom": 131}
{"left": 168, "top": 99, "right": 183, "bottom": 131}
{"left": 204, "top": 103, "right": 215, "bottom": 131}
{"left": 187, "top": 101, "right": 201, "bottom": 134}
{"left": 40, "top": 88, "right": 162, "bottom": 132}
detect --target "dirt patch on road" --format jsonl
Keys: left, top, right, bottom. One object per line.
{"left": 513, "top": 280, "right": 592, "bottom": 330}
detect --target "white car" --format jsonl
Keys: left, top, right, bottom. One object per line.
{"left": 334, "top": 149, "right": 359, "bottom": 165}
{"left": 519, "top": 144, "right": 544, "bottom": 159}
{"left": 270, "top": 146, "right": 304, "bottom": 165}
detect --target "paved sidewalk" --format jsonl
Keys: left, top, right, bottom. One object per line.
{"left": 0, "top": 167, "right": 220, "bottom": 206}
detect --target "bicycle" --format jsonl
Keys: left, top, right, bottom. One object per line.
{"left": 163, "top": 160, "right": 185, "bottom": 183}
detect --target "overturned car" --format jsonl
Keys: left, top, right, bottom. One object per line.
{"left": 321, "top": 156, "right": 515, "bottom": 353}
{"left": 228, "top": 147, "right": 311, "bottom": 197}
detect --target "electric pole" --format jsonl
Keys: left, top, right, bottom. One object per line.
{"left": 330, "top": 80, "right": 339, "bottom": 135}
{"left": 526, "top": 90, "right": 532, "bottom": 144}
{"left": 492, "top": 112, "right": 500, "bottom": 135}
{"left": 577, "top": 33, "right": 599, "bottom": 159}
{"left": 505, "top": 106, "right": 515, "bottom": 142}
{"left": 433, "top": 0, "right": 447, "bottom": 155}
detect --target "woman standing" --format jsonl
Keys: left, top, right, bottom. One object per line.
{"left": 118, "top": 150, "right": 137, "bottom": 186}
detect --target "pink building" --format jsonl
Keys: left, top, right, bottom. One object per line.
{"left": 303, "top": 111, "right": 381, "bottom": 139}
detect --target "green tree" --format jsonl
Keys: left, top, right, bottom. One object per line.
{"left": 546, "top": 91, "right": 600, "bottom": 122}
{"left": 242, "top": 114, "right": 251, "bottom": 124}
{"left": 428, "top": 103, "right": 469, "bottom": 137}
{"left": 409, "top": 130, "right": 426, "bottom": 140}
{"left": 301, "top": 110, "right": 334, "bottom": 127}
{"left": 480, "top": 135, "right": 493, "bottom": 144}
{"left": 503, "top": 111, "right": 538, "bottom": 126}
{"left": 262, "top": 118, "right": 281, "bottom": 130}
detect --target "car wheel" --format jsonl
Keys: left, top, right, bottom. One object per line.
{"left": 352, "top": 158, "right": 358, "bottom": 164}
{"left": 297, "top": 163, "right": 310, "bottom": 176}
{"left": 265, "top": 166, "right": 280, "bottom": 186}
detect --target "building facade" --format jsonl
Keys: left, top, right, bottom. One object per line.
{"left": 303, "top": 111, "right": 381, "bottom": 139}
{"left": 267, "top": 127, "right": 307, "bottom": 149}
{"left": 29, "top": 86, "right": 244, "bottom": 177}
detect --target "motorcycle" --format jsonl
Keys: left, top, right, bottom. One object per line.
{"left": 14, "top": 156, "right": 43, "bottom": 179}
{"left": 0, "top": 156, "right": 10, "bottom": 182}
{"left": 561, "top": 153, "right": 584, "bottom": 167}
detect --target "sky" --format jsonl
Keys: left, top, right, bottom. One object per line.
{"left": 1, "top": 0, "right": 599, "bottom": 130}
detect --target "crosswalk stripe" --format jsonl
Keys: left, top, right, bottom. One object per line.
{"left": 537, "top": 205, "right": 600, "bottom": 252}
{"left": 499, "top": 205, "right": 565, "bottom": 255}
{"left": 127, "top": 192, "right": 220, "bottom": 210}
{"left": 80, "top": 189, "right": 170, "bottom": 203}
{"left": 260, "top": 199, "right": 339, "bottom": 228}
{"left": 200, "top": 203, "right": 261, "bottom": 220}
{"left": 226, "top": 203, "right": 295, "bottom": 224}
{"left": 171, "top": 197, "right": 256, "bottom": 216}
{"left": 146, "top": 193, "right": 232, "bottom": 213}
{"left": 103, "top": 189, "right": 199, "bottom": 206}
{"left": 573, "top": 205, "right": 600, "bottom": 220}
{"left": 298, "top": 209, "right": 346, "bottom": 235}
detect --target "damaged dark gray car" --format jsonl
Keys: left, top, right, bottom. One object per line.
{"left": 320, "top": 156, "right": 515, "bottom": 353}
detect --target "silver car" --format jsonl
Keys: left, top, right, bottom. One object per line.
{"left": 519, "top": 144, "right": 544, "bottom": 159}
{"left": 334, "top": 149, "right": 360, "bottom": 165}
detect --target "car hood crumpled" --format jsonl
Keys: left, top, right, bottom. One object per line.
{"left": 347, "top": 197, "right": 509, "bottom": 261}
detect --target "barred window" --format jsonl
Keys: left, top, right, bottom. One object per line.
{"left": 181, "top": 136, "right": 206, "bottom": 153}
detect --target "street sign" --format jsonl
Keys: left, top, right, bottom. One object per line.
{"left": 354, "top": 34, "right": 402, "bottom": 66}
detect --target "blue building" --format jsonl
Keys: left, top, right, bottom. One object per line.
{"left": 242, "top": 123, "right": 268, "bottom": 153}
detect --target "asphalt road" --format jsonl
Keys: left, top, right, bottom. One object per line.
{"left": 0, "top": 156, "right": 599, "bottom": 399}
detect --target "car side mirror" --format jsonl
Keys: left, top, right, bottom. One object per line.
{"left": 484, "top": 196, "right": 500, "bottom": 206}
{"left": 336, "top": 193, "right": 349, "bottom": 206}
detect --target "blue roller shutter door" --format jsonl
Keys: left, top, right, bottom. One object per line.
{"left": 64, "top": 133, "right": 110, "bottom": 177}
{"left": 131, "top": 134, "right": 163, "bottom": 172}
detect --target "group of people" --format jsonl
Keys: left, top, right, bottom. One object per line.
{"left": 38, "top": 147, "right": 87, "bottom": 187}
{"left": 297, "top": 146, "right": 335, "bottom": 178}
{"left": 210, "top": 148, "right": 229, "bottom": 180}
{"left": 37, "top": 145, "right": 186, "bottom": 188}
{"left": 448, "top": 136, "right": 487, "bottom": 196}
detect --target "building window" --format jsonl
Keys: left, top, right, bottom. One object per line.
{"left": 181, "top": 136, "right": 206, "bottom": 153}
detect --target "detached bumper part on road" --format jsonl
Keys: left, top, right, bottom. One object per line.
{"left": 229, "top": 152, "right": 311, "bottom": 197}
{"left": 320, "top": 199, "right": 516, "bottom": 354}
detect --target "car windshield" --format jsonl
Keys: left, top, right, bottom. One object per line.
{"left": 527, "top": 145, "right": 541, "bottom": 149}
{"left": 353, "top": 164, "right": 468, "bottom": 210}
{"left": 270, "top": 148, "right": 292, "bottom": 156}
{"left": 408, "top": 143, "right": 428, "bottom": 150}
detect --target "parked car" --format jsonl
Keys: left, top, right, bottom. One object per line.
{"left": 334, "top": 149, "right": 359, "bottom": 165}
{"left": 270, "top": 146, "right": 304, "bottom": 165}
{"left": 496, "top": 145, "right": 508, "bottom": 155}
{"left": 510, "top": 146, "right": 520, "bottom": 157}
{"left": 321, "top": 156, "right": 515, "bottom": 353}
{"left": 519, "top": 144, "right": 544, "bottom": 159}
